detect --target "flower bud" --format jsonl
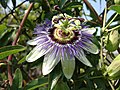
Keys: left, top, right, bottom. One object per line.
{"left": 107, "top": 54, "right": 120, "bottom": 80}
{"left": 105, "top": 30, "right": 120, "bottom": 52}
{"left": 114, "top": 0, "right": 120, "bottom": 4}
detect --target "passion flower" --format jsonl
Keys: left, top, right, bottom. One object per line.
{"left": 26, "top": 14, "right": 98, "bottom": 79}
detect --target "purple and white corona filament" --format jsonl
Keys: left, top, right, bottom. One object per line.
{"left": 26, "top": 14, "right": 98, "bottom": 79}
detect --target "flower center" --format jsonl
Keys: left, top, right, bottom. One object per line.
{"left": 49, "top": 28, "right": 80, "bottom": 44}
{"left": 54, "top": 28, "right": 75, "bottom": 42}
{"left": 48, "top": 14, "right": 84, "bottom": 44}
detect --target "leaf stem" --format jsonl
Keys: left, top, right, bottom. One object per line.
{"left": 107, "top": 25, "right": 120, "bottom": 31}
{"left": 104, "top": 13, "right": 118, "bottom": 30}
{"left": 102, "top": 7, "right": 107, "bottom": 32}
{"left": 100, "top": 7, "right": 107, "bottom": 68}
{"left": 7, "top": 3, "right": 34, "bottom": 86}
{"left": 108, "top": 80, "right": 115, "bottom": 90}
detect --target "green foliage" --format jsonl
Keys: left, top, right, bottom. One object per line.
{"left": 11, "top": 68, "right": 23, "bottom": 90}
{"left": 53, "top": 80, "right": 70, "bottom": 90}
{"left": 0, "top": 0, "right": 8, "bottom": 9}
{"left": 24, "top": 77, "right": 48, "bottom": 90}
{"left": 109, "top": 5, "right": 120, "bottom": 14}
{"left": 0, "top": 0, "right": 120, "bottom": 90}
{"left": 0, "top": 45, "right": 26, "bottom": 59}
{"left": 0, "top": 29, "right": 14, "bottom": 47}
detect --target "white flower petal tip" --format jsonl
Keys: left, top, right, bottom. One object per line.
{"left": 88, "top": 63, "right": 92, "bottom": 67}
{"left": 26, "top": 50, "right": 44, "bottom": 63}
{"left": 61, "top": 59, "right": 75, "bottom": 79}
{"left": 42, "top": 66, "right": 52, "bottom": 75}
{"left": 82, "top": 28, "right": 96, "bottom": 34}
{"left": 26, "top": 53, "right": 38, "bottom": 62}
{"left": 27, "top": 40, "right": 37, "bottom": 45}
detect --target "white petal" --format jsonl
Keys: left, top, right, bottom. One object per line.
{"left": 26, "top": 42, "right": 53, "bottom": 62}
{"left": 42, "top": 46, "right": 61, "bottom": 75}
{"left": 82, "top": 28, "right": 96, "bottom": 34}
{"left": 61, "top": 47, "right": 75, "bottom": 79}
{"left": 27, "top": 36, "right": 48, "bottom": 45}
{"left": 82, "top": 41, "right": 99, "bottom": 54}
{"left": 75, "top": 48, "right": 92, "bottom": 67}
{"left": 27, "top": 40, "right": 38, "bottom": 45}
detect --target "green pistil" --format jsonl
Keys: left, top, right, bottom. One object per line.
{"left": 62, "top": 19, "right": 69, "bottom": 28}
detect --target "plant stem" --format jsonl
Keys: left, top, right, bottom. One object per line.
{"left": 100, "top": 37, "right": 103, "bottom": 68}
{"left": 89, "top": 76, "right": 104, "bottom": 79}
{"left": 108, "top": 80, "right": 115, "bottom": 90}
{"left": 107, "top": 25, "right": 120, "bottom": 31}
{"left": 83, "top": 0, "right": 102, "bottom": 25}
{"left": 102, "top": 7, "right": 107, "bottom": 32}
{"left": 100, "top": 7, "right": 107, "bottom": 68}
{"left": 104, "top": 13, "right": 118, "bottom": 30}
{"left": 0, "top": 60, "right": 7, "bottom": 63}
{"left": 7, "top": 3, "right": 34, "bottom": 86}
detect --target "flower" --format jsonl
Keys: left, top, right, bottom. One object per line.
{"left": 26, "top": 14, "right": 98, "bottom": 79}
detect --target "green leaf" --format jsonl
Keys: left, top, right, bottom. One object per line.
{"left": 0, "top": 24, "right": 7, "bottom": 36}
{"left": 0, "top": 29, "right": 14, "bottom": 47}
{"left": 24, "top": 77, "right": 48, "bottom": 90}
{"left": 53, "top": 80, "right": 70, "bottom": 90}
{"left": 0, "top": 45, "right": 26, "bottom": 59}
{"left": 63, "top": 2, "right": 82, "bottom": 10}
{"left": 79, "top": 88, "right": 90, "bottom": 90}
{"left": 114, "top": 0, "right": 120, "bottom": 5}
{"left": 49, "top": 66, "right": 62, "bottom": 90}
{"left": 93, "top": 79, "right": 106, "bottom": 90}
{"left": 117, "top": 85, "right": 120, "bottom": 90}
{"left": 109, "top": 5, "right": 120, "bottom": 14}
{"left": 0, "top": 0, "right": 8, "bottom": 9}
{"left": 11, "top": 68, "right": 23, "bottom": 90}
{"left": 59, "top": 0, "right": 67, "bottom": 8}
{"left": 18, "top": 56, "right": 26, "bottom": 64}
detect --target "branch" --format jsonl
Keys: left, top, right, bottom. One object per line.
{"left": 0, "top": 60, "right": 7, "bottom": 63}
{"left": 83, "top": 0, "right": 102, "bottom": 25}
{"left": 0, "top": 0, "right": 26, "bottom": 24}
{"left": 7, "top": 3, "right": 34, "bottom": 86}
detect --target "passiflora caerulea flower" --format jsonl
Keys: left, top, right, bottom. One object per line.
{"left": 26, "top": 14, "right": 98, "bottom": 79}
